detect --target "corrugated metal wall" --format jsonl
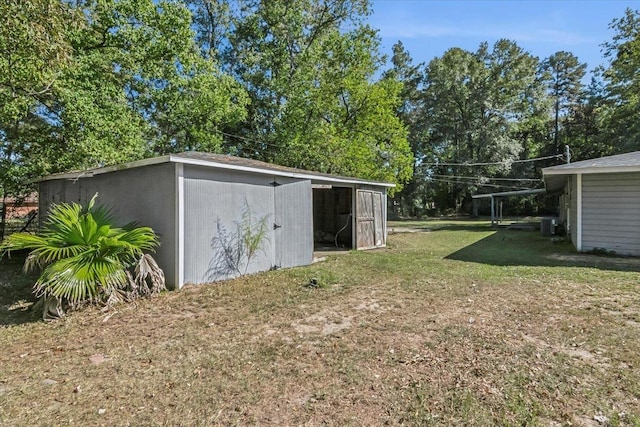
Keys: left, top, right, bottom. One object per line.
{"left": 183, "top": 165, "right": 314, "bottom": 284}
{"left": 581, "top": 172, "right": 640, "bottom": 255}
{"left": 38, "top": 163, "right": 178, "bottom": 287}
{"left": 39, "top": 161, "right": 388, "bottom": 288}
{"left": 274, "top": 180, "right": 313, "bottom": 268}
{"left": 183, "top": 166, "right": 276, "bottom": 284}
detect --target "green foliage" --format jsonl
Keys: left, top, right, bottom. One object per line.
{"left": 539, "top": 51, "right": 587, "bottom": 153}
{"left": 56, "top": 0, "right": 248, "bottom": 164}
{"left": 562, "top": 76, "right": 610, "bottom": 161}
{"left": 202, "top": 0, "right": 412, "bottom": 191}
{"left": 7, "top": 1, "right": 640, "bottom": 220}
{"left": 0, "top": 194, "right": 164, "bottom": 316}
{"left": 384, "top": 42, "right": 433, "bottom": 215}
{"left": 420, "top": 40, "right": 543, "bottom": 211}
{"left": 1, "top": 0, "right": 249, "bottom": 189}
{"left": 270, "top": 28, "right": 412, "bottom": 191}
{"left": 0, "top": 0, "right": 75, "bottom": 120}
{"left": 0, "top": 0, "right": 80, "bottom": 210}
{"left": 601, "top": 8, "right": 640, "bottom": 151}
{"left": 3, "top": 0, "right": 412, "bottom": 204}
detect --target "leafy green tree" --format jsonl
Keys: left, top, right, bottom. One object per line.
{"left": 383, "top": 42, "right": 429, "bottom": 215}
{"left": 2, "top": 0, "right": 249, "bottom": 183}
{"left": 423, "top": 40, "right": 541, "bottom": 211}
{"left": 601, "top": 8, "right": 640, "bottom": 151}
{"left": 185, "top": 0, "right": 233, "bottom": 60}
{"left": 189, "top": 0, "right": 411, "bottom": 190}
{"left": 0, "top": 0, "right": 75, "bottom": 127}
{"left": 57, "top": 0, "right": 248, "bottom": 162}
{"left": 1, "top": 194, "right": 164, "bottom": 320}
{"left": 540, "top": 51, "right": 587, "bottom": 154}
{"left": 218, "top": 0, "right": 370, "bottom": 155}
{"left": 0, "top": 0, "right": 80, "bottom": 234}
{"left": 564, "top": 76, "right": 608, "bottom": 161}
{"left": 269, "top": 27, "right": 412, "bottom": 189}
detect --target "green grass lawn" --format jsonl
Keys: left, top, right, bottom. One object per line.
{"left": 1, "top": 219, "right": 639, "bottom": 426}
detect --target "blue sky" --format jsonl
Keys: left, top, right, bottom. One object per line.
{"left": 368, "top": 0, "right": 636, "bottom": 75}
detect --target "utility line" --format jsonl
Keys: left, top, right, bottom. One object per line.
{"left": 430, "top": 174, "right": 542, "bottom": 182}
{"left": 421, "top": 154, "right": 563, "bottom": 167}
{"left": 219, "top": 130, "right": 283, "bottom": 149}
{"left": 426, "top": 177, "right": 540, "bottom": 191}
{"left": 216, "top": 130, "right": 562, "bottom": 180}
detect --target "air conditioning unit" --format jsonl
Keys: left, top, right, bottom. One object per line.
{"left": 540, "top": 217, "right": 557, "bottom": 235}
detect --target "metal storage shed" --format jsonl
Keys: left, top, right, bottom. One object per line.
{"left": 543, "top": 151, "right": 640, "bottom": 256}
{"left": 38, "top": 152, "right": 393, "bottom": 289}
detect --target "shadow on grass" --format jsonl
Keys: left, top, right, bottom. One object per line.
{"left": 0, "top": 253, "right": 39, "bottom": 326}
{"left": 445, "top": 227, "right": 640, "bottom": 272}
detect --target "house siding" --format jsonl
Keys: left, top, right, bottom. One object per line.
{"left": 38, "top": 163, "right": 178, "bottom": 287}
{"left": 581, "top": 172, "right": 640, "bottom": 256}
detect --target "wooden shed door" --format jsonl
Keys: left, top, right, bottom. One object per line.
{"left": 274, "top": 180, "right": 313, "bottom": 268}
{"left": 356, "top": 190, "right": 385, "bottom": 249}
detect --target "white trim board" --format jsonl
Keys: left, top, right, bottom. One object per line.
{"left": 543, "top": 165, "right": 640, "bottom": 176}
{"left": 175, "top": 163, "right": 185, "bottom": 289}
{"left": 576, "top": 173, "right": 582, "bottom": 251}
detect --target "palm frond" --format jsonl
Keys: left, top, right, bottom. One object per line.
{"left": 35, "top": 252, "right": 128, "bottom": 304}
{"left": 117, "top": 227, "right": 160, "bottom": 253}
{"left": 1, "top": 232, "right": 85, "bottom": 266}
{"left": 4, "top": 194, "right": 164, "bottom": 317}
{"left": 134, "top": 253, "right": 166, "bottom": 296}
{"left": 1, "top": 233, "right": 49, "bottom": 254}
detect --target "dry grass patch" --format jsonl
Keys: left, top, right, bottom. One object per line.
{"left": 1, "top": 220, "right": 639, "bottom": 426}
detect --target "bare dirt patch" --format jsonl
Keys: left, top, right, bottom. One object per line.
{"left": 291, "top": 310, "right": 353, "bottom": 336}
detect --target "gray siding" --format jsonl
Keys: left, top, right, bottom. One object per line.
{"left": 183, "top": 166, "right": 315, "bottom": 284}
{"left": 38, "top": 163, "right": 178, "bottom": 287}
{"left": 274, "top": 180, "right": 313, "bottom": 268}
{"left": 581, "top": 172, "right": 640, "bottom": 255}
{"left": 183, "top": 165, "right": 277, "bottom": 284}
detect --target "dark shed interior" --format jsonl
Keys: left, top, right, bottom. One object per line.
{"left": 312, "top": 186, "right": 353, "bottom": 249}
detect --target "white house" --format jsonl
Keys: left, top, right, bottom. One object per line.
{"left": 543, "top": 151, "right": 640, "bottom": 256}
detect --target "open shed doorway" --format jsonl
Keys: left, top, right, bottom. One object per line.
{"left": 313, "top": 186, "right": 353, "bottom": 251}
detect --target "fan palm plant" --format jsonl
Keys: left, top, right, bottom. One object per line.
{"left": 1, "top": 194, "right": 165, "bottom": 318}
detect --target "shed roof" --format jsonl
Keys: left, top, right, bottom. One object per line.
{"left": 542, "top": 151, "right": 640, "bottom": 192}
{"left": 38, "top": 152, "right": 395, "bottom": 188}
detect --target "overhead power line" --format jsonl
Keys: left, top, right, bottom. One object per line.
{"left": 430, "top": 174, "right": 542, "bottom": 182}
{"left": 426, "top": 177, "right": 542, "bottom": 191}
{"left": 421, "top": 154, "right": 563, "bottom": 167}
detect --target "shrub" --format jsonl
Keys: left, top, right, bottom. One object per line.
{"left": 0, "top": 194, "right": 165, "bottom": 319}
